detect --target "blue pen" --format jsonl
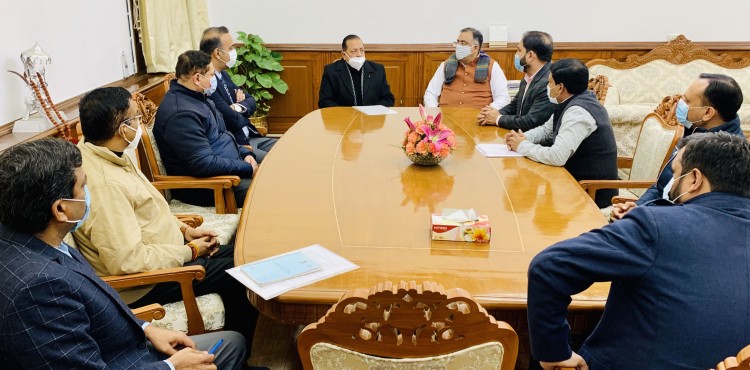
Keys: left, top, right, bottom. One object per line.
{"left": 208, "top": 339, "right": 224, "bottom": 355}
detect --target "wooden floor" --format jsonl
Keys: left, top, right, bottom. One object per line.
{"left": 248, "top": 314, "right": 304, "bottom": 370}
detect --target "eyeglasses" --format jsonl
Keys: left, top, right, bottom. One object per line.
{"left": 452, "top": 41, "right": 476, "bottom": 47}
{"left": 121, "top": 115, "right": 143, "bottom": 127}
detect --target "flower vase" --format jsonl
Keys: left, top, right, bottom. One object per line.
{"left": 406, "top": 153, "right": 446, "bottom": 166}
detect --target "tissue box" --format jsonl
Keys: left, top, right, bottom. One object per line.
{"left": 431, "top": 214, "right": 491, "bottom": 242}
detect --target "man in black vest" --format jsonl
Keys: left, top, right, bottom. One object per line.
{"left": 506, "top": 58, "right": 617, "bottom": 208}
{"left": 318, "top": 34, "right": 395, "bottom": 108}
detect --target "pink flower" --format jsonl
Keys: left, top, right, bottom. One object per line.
{"left": 404, "top": 117, "right": 416, "bottom": 131}
{"left": 416, "top": 141, "right": 427, "bottom": 154}
{"left": 405, "top": 142, "right": 415, "bottom": 154}
{"left": 408, "top": 132, "right": 418, "bottom": 144}
{"left": 428, "top": 142, "right": 439, "bottom": 155}
{"left": 416, "top": 124, "right": 429, "bottom": 135}
{"left": 439, "top": 145, "right": 451, "bottom": 157}
{"left": 418, "top": 104, "right": 427, "bottom": 121}
{"left": 434, "top": 112, "right": 442, "bottom": 126}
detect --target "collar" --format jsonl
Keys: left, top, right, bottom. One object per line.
{"left": 57, "top": 242, "right": 72, "bottom": 257}
{"left": 643, "top": 191, "right": 750, "bottom": 208}
{"left": 695, "top": 115, "right": 742, "bottom": 136}
{"left": 170, "top": 79, "right": 208, "bottom": 101}
{"left": 525, "top": 62, "right": 551, "bottom": 85}
{"left": 80, "top": 140, "right": 131, "bottom": 168}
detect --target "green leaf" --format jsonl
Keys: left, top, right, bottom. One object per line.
{"left": 267, "top": 72, "right": 281, "bottom": 81}
{"left": 250, "top": 42, "right": 263, "bottom": 52}
{"left": 273, "top": 80, "right": 289, "bottom": 94}
{"left": 267, "top": 59, "right": 284, "bottom": 71}
{"left": 260, "top": 90, "right": 273, "bottom": 100}
{"left": 256, "top": 74, "right": 273, "bottom": 88}
{"left": 237, "top": 31, "right": 247, "bottom": 37}
{"left": 270, "top": 51, "right": 283, "bottom": 60}
{"left": 256, "top": 58, "right": 274, "bottom": 70}
{"left": 230, "top": 74, "right": 247, "bottom": 86}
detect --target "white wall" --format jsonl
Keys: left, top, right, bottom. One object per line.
{"left": 0, "top": 0, "right": 133, "bottom": 125}
{"left": 208, "top": 0, "right": 750, "bottom": 44}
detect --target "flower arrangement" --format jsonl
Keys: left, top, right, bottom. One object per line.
{"left": 402, "top": 105, "right": 457, "bottom": 165}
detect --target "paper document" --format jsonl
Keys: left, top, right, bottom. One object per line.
{"left": 476, "top": 143, "right": 524, "bottom": 158}
{"left": 353, "top": 105, "right": 397, "bottom": 115}
{"left": 240, "top": 251, "right": 322, "bottom": 286}
{"left": 227, "top": 244, "right": 359, "bottom": 300}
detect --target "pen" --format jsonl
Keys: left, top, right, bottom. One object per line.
{"left": 208, "top": 339, "right": 224, "bottom": 355}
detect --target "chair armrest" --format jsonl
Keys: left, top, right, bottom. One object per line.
{"left": 612, "top": 196, "right": 638, "bottom": 204}
{"left": 151, "top": 175, "right": 240, "bottom": 214}
{"left": 102, "top": 265, "right": 207, "bottom": 335}
{"left": 617, "top": 156, "right": 633, "bottom": 169}
{"left": 175, "top": 214, "right": 204, "bottom": 228}
{"left": 132, "top": 303, "right": 166, "bottom": 322}
{"left": 579, "top": 179, "right": 656, "bottom": 201}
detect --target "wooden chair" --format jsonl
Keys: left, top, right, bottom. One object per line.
{"left": 64, "top": 214, "right": 226, "bottom": 336}
{"left": 715, "top": 344, "right": 750, "bottom": 370}
{"left": 297, "top": 281, "right": 518, "bottom": 370}
{"left": 579, "top": 113, "right": 683, "bottom": 203}
{"left": 133, "top": 92, "right": 240, "bottom": 215}
{"left": 653, "top": 93, "right": 684, "bottom": 127}
{"left": 588, "top": 74, "right": 610, "bottom": 104}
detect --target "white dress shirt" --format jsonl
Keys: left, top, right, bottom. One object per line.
{"left": 516, "top": 104, "right": 597, "bottom": 166}
{"left": 424, "top": 61, "right": 510, "bottom": 109}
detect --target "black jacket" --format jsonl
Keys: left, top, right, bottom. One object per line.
{"left": 154, "top": 81, "right": 254, "bottom": 179}
{"left": 498, "top": 62, "right": 555, "bottom": 131}
{"left": 318, "top": 59, "right": 395, "bottom": 108}
{"left": 208, "top": 70, "right": 259, "bottom": 145}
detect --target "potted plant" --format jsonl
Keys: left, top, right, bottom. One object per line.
{"left": 228, "top": 32, "right": 288, "bottom": 131}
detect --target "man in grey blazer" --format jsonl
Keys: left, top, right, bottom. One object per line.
{"left": 0, "top": 138, "right": 246, "bottom": 370}
{"left": 477, "top": 31, "right": 556, "bottom": 131}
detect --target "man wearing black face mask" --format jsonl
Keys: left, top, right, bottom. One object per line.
{"left": 528, "top": 132, "right": 750, "bottom": 370}
{"left": 318, "top": 34, "right": 395, "bottom": 108}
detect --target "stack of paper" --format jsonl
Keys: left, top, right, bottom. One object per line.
{"left": 476, "top": 143, "right": 524, "bottom": 158}
{"left": 227, "top": 244, "right": 359, "bottom": 300}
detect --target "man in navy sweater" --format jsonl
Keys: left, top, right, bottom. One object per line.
{"left": 528, "top": 132, "right": 750, "bottom": 369}
{"left": 200, "top": 26, "right": 277, "bottom": 163}
{"left": 612, "top": 73, "right": 744, "bottom": 220}
{"left": 154, "top": 50, "right": 257, "bottom": 207}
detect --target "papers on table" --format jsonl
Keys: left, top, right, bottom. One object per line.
{"left": 240, "top": 251, "right": 322, "bottom": 286}
{"left": 353, "top": 105, "right": 398, "bottom": 115}
{"left": 476, "top": 143, "right": 524, "bottom": 158}
{"left": 227, "top": 244, "right": 359, "bottom": 300}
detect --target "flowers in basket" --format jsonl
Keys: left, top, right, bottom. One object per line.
{"left": 402, "top": 105, "right": 457, "bottom": 165}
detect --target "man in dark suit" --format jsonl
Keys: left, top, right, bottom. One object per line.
{"left": 200, "top": 26, "right": 277, "bottom": 163}
{"left": 0, "top": 138, "right": 246, "bottom": 370}
{"left": 318, "top": 34, "right": 395, "bottom": 108}
{"left": 528, "top": 132, "right": 750, "bottom": 369}
{"left": 477, "top": 31, "right": 556, "bottom": 131}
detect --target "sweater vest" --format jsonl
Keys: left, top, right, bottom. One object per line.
{"left": 552, "top": 90, "right": 618, "bottom": 207}
{"left": 439, "top": 58, "right": 495, "bottom": 108}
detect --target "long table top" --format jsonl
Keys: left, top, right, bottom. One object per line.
{"left": 235, "top": 107, "right": 609, "bottom": 318}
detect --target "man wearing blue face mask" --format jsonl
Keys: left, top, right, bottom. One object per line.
{"left": 477, "top": 31, "right": 556, "bottom": 130}
{"left": 612, "top": 73, "right": 744, "bottom": 220}
{"left": 201, "top": 26, "right": 277, "bottom": 163}
{"left": 318, "top": 34, "right": 395, "bottom": 108}
{"left": 424, "top": 27, "right": 510, "bottom": 109}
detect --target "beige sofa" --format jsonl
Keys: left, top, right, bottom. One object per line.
{"left": 587, "top": 35, "right": 750, "bottom": 157}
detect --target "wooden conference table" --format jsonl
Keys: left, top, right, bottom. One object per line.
{"left": 235, "top": 107, "right": 609, "bottom": 325}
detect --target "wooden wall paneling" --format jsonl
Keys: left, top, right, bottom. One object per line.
{"left": 267, "top": 52, "right": 325, "bottom": 134}
{"left": 365, "top": 52, "right": 409, "bottom": 107}
{"left": 552, "top": 50, "right": 611, "bottom": 65}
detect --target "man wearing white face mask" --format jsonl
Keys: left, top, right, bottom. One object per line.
{"left": 612, "top": 73, "right": 744, "bottom": 220}
{"left": 201, "top": 27, "right": 277, "bottom": 163}
{"left": 505, "top": 58, "right": 618, "bottom": 208}
{"left": 477, "top": 31, "right": 555, "bottom": 130}
{"left": 318, "top": 34, "right": 395, "bottom": 108}
{"left": 424, "top": 27, "right": 510, "bottom": 109}
{"left": 74, "top": 87, "right": 261, "bottom": 354}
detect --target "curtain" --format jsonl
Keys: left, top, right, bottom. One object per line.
{"left": 134, "top": 0, "right": 209, "bottom": 73}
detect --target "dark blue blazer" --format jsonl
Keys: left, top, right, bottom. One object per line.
{"left": 528, "top": 192, "right": 750, "bottom": 369}
{"left": 208, "top": 70, "right": 258, "bottom": 145}
{"left": 318, "top": 59, "right": 394, "bottom": 108}
{"left": 0, "top": 224, "right": 169, "bottom": 369}
{"left": 154, "top": 81, "right": 254, "bottom": 179}
{"left": 637, "top": 115, "right": 744, "bottom": 204}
